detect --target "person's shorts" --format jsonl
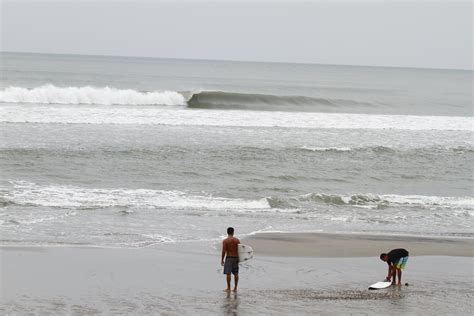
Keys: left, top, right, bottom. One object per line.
{"left": 395, "top": 256, "right": 408, "bottom": 269}
{"left": 223, "top": 256, "right": 239, "bottom": 275}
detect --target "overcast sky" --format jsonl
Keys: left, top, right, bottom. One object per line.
{"left": 1, "top": 0, "right": 472, "bottom": 69}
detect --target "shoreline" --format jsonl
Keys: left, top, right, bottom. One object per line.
{"left": 242, "top": 232, "right": 474, "bottom": 257}
{"left": 1, "top": 231, "right": 473, "bottom": 257}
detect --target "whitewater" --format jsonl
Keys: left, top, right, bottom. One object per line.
{"left": 1, "top": 84, "right": 472, "bottom": 130}
{"left": 0, "top": 84, "right": 187, "bottom": 106}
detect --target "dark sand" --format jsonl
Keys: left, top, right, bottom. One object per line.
{"left": 242, "top": 232, "right": 474, "bottom": 257}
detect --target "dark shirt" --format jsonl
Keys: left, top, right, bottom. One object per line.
{"left": 387, "top": 248, "right": 409, "bottom": 264}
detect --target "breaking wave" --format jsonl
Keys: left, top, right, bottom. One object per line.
{"left": 187, "top": 91, "right": 374, "bottom": 111}
{"left": 266, "top": 193, "right": 474, "bottom": 210}
{"left": 0, "top": 85, "right": 374, "bottom": 111}
{"left": 2, "top": 181, "right": 270, "bottom": 210}
{"left": 2, "top": 181, "right": 472, "bottom": 213}
{"left": 0, "top": 85, "right": 186, "bottom": 106}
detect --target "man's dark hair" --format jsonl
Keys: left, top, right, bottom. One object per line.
{"left": 227, "top": 227, "right": 234, "bottom": 235}
{"left": 380, "top": 253, "right": 387, "bottom": 260}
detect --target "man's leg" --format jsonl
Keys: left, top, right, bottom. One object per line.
{"left": 225, "top": 274, "right": 231, "bottom": 291}
{"left": 233, "top": 274, "right": 239, "bottom": 292}
{"left": 397, "top": 268, "right": 402, "bottom": 285}
{"left": 388, "top": 266, "right": 395, "bottom": 284}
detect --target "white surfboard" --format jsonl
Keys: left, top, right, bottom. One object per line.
{"left": 368, "top": 281, "right": 392, "bottom": 290}
{"left": 238, "top": 244, "right": 253, "bottom": 263}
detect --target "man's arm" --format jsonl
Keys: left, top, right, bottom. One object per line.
{"left": 386, "top": 263, "right": 393, "bottom": 281}
{"left": 221, "top": 240, "right": 227, "bottom": 266}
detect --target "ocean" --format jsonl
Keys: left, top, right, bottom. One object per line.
{"left": 0, "top": 52, "right": 473, "bottom": 248}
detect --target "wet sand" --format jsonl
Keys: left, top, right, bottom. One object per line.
{"left": 1, "top": 236, "right": 473, "bottom": 315}
{"left": 242, "top": 232, "right": 474, "bottom": 257}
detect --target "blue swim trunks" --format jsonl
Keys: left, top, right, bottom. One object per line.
{"left": 395, "top": 256, "right": 408, "bottom": 269}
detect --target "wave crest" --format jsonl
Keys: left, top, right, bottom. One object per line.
{"left": 0, "top": 85, "right": 372, "bottom": 110}
{"left": 0, "top": 85, "right": 186, "bottom": 106}
{"left": 266, "top": 193, "right": 474, "bottom": 210}
{"left": 2, "top": 181, "right": 270, "bottom": 210}
{"left": 187, "top": 90, "right": 373, "bottom": 111}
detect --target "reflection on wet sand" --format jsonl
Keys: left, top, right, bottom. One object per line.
{"left": 222, "top": 292, "right": 239, "bottom": 316}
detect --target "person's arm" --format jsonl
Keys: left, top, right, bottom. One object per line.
{"left": 386, "top": 263, "right": 393, "bottom": 281}
{"left": 221, "top": 240, "right": 227, "bottom": 266}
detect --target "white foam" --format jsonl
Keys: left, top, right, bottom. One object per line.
{"left": 0, "top": 85, "right": 186, "bottom": 106}
{"left": 380, "top": 194, "right": 474, "bottom": 209}
{"left": 1, "top": 104, "right": 472, "bottom": 131}
{"left": 300, "top": 192, "right": 474, "bottom": 210}
{"left": 5, "top": 181, "right": 270, "bottom": 210}
{"left": 300, "top": 146, "right": 352, "bottom": 152}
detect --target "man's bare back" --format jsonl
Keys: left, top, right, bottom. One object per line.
{"left": 222, "top": 236, "right": 240, "bottom": 257}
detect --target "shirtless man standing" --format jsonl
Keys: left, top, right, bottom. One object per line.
{"left": 221, "top": 227, "right": 240, "bottom": 292}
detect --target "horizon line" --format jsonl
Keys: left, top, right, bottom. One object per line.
{"left": 1, "top": 50, "right": 472, "bottom": 72}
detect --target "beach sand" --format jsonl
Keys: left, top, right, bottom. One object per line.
{"left": 242, "top": 232, "right": 474, "bottom": 257}
{"left": 1, "top": 233, "right": 473, "bottom": 315}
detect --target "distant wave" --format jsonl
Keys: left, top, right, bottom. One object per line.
{"left": 266, "top": 193, "right": 474, "bottom": 211}
{"left": 2, "top": 85, "right": 472, "bottom": 130}
{"left": 186, "top": 91, "right": 374, "bottom": 111}
{"left": 0, "top": 85, "right": 186, "bottom": 106}
{"left": 0, "top": 85, "right": 374, "bottom": 111}
{"left": 300, "top": 146, "right": 353, "bottom": 152}
{"left": 299, "top": 146, "right": 396, "bottom": 153}
{"left": 299, "top": 145, "right": 474, "bottom": 154}
{"left": 2, "top": 145, "right": 471, "bottom": 161}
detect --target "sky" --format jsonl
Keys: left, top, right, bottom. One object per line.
{"left": 1, "top": 0, "right": 472, "bottom": 69}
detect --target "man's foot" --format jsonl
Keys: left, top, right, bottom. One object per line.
{"left": 396, "top": 282, "right": 402, "bottom": 286}
{"left": 223, "top": 288, "right": 231, "bottom": 292}
{"left": 232, "top": 288, "right": 238, "bottom": 292}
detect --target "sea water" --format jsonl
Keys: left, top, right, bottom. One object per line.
{"left": 0, "top": 52, "right": 472, "bottom": 248}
